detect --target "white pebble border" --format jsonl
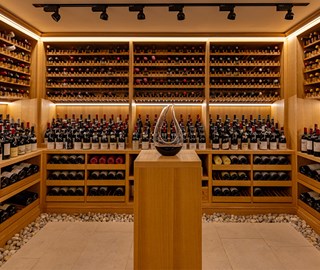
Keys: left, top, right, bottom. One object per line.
{"left": 0, "top": 212, "right": 319, "bottom": 267}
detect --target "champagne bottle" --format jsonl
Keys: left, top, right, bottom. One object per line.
{"left": 213, "top": 155, "right": 222, "bottom": 165}
{"left": 221, "top": 155, "right": 231, "bottom": 165}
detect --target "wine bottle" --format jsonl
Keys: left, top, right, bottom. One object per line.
{"left": 269, "top": 156, "right": 279, "bottom": 164}
{"left": 221, "top": 172, "right": 231, "bottom": 180}
{"left": 253, "top": 171, "right": 262, "bottom": 180}
{"left": 107, "top": 171, "right": 116, "bottom": 180}
{"left": 301, "top": 127, "right": 308, "bottom": 153}
{"left": 230, "top": 187, "right": 240, "bottom": 196}
{"left": 278, "top": 127, "right": 287, "bottom": 150}
{"left": 89, "top": 156, "right": 99, "bottom": 164}
{"left": 88, "top": 186, "right": 99, "bottom": 196}
{"left": 76, "top": 155, "right": 85, "bottom": 164}
{"left": 230, "top": 172, "right": 238, "bottom": 180}
{"left": 237, "top": 171, "right": 248, "bottom": 180}
{"left": 253, "top": 156, "right": 262, "bottom": 164}
{"left": 0, "top": 204, "right": 16, "bottom": 217}
{"left": 221, "top": 187, "right": 230, "bottom": 196}
{"left": 221, "top": 155, "right": 231, "bottom": 165}
{"left": 213, "top": 155, "right": 222, "bottom": 165}
{"left": 8, "top": 190, "right": 38, "bottom": 205}
{"left": 278, "top": 172, "right": 289, "bottom": 180}
{"left": 115, "top": 155, "right": 125, "bottom": 164}
{"left": 261, "top": 156, "right": 271, "bottom": 164}
{"left": 253, "top": 187, "right": 263, "bottom": 196}
{"left": 0, "top": 173, "right": 9, "bottom": 188}
{"left": 99, "top": 186, "right": 108, "bottom": 196}
{"left": 90, "top": 171, "right": 100, "bottom": 180}
{"left": 229, "top": 155, "right": 239, "bottom": 164}
{"left": 114, "top": 187, "right": 125, "bottom": 196}
{"left": 250, "top": 126, "right": 258, "bottom": 150}
{"left": 116, "top": 171, "right": 125, "bottom": 179}
{"left": 261, "top": 171, "right": 271, "bottom": 180}
{"left": 76, "top": 171, "right": 84, "bottom": 180}
{"left": 269, "top": 172, "right": 279, "bottom": 180}
{"left": 238, "top": 155, "right": 248, "bottom": 164}
{"left": 314, "top": 129, "right": 320, "bottom": 157}
{"left": 299, "top": 164, "right": 320, "bottom": 178}
{"left": 107, "top": 155, "right": 115, "bottom": 164}
{"left": 0, "top": 209, "right": 9, "bottom": 223}
{"left": 213, "top": 187, "right": 222, "bottom": 196}
{"left": 99, "top": 155, "right": 107, "bottom": 164}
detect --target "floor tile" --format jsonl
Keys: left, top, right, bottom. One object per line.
{"left": 202, "top": 223, "right": 223, "bottom": 252}
{"left": 254, "top": 223, "right": 312, "bottom": 247}
{"left": 271, "top": 246, "right": 320, "bottom": 270}
{"left": 222, "top": 238, "right": 285, "bottom": 270}
{"left": 0, "top": 257, "right": 39, "bottom": 270}
{"left": 215, "top": 223, "right": 262, "bottom": 239}
{"left": 95, "top": 222, "right": 133, "bottom": 233}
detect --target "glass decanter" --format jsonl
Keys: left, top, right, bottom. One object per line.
{"left": 153, "top": 104, "right": 183, "bottom": 156}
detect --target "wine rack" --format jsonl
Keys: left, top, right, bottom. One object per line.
{"left": 133, "top": 43, "right": 206, "bottom": 103}
{"left": 0, "top": 150, "right": 42, "bottom": 246}
{"left": 0, "top": 28, "right": 33, "bottom": 101}
{"left": 300, "top": 30, "right": 320, "bottom": 98}
{"left": 45, "top": 43, "right": 129, "bottom": 103}
{"left": 209, "top": 43, "right": 282, "bottom": 103}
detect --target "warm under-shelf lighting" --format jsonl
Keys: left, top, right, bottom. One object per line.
{"left": 135, "top": 103, "right": 203, "bottom": 106}
{"left": 0, "top": 101, "right": 11, "bottom": 105}
{"left": 54, "top": 103, "right": 129, "bottom": 106}
{"left": 209, "top": 103, "right": 273, "bottom": 107}
{"left": 0, "top": 14, "right": 40, "bottom": 40}
{"left": 40, "top": 37, "right": 210, "bottom": 42}
{"left": 287, "top": 15, "right": 320, "bottom": 38}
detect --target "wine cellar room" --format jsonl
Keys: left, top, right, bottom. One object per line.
{"left": 1, "top": 0, "right": 320, "bottom": 269}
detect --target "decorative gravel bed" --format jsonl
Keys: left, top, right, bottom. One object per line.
{"left": 0, "top": 212, "right": 319, "bottom": 267}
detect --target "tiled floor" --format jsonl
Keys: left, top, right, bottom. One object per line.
{"left": 2, "top": 222, "right": 320, "bottom": 270}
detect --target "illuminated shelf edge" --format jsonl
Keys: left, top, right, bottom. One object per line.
{"left": 54, "top": 103, "right": 129, "bottom": 106}
{"left": 209, "top": 103, "right": 273, "bottom": 107}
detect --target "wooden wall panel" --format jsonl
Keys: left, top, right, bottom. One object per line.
{"left": 7, "top": 99, "right": 38, "bottom": 127}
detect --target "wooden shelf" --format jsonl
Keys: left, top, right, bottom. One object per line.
{"left": 304, "top": 80, "right": 320, "bottom": 86}
{"left": 134, "top": 63, "right": 205, "bottom": 67}
{"left": 212, "top": 196, "right": 251, "bottom": 203}
{"left": 47, "top": 63, "right": 129, "bottom": 67}
{"left": 0, "top": 51, "right": 30, "bottom": 64}
{"left": 212, "top": 164, "right": 251, "bottom": 170}
{"left": 304, "top": 66, "right": 320, "bottom": 73}
{"left": 304, "top": 39, "right": 320, "bottom": 49}
{"left": 297, "top": 174, "right": 320, "bottom": 194}
{"left": 46, "top": 196, "right": 85, "bottom": 202}
{"left": 0, "top": 65, "right": 30, "bottom": 75}
{"left": 210, "top": 63, "right": 280, "bottom": 67}
{"left": 134, "top": 85, "right": 204, "bottom": 89}
{"left": 252, "top": 165, "right": 292, "bottom": 170}
{"left": 0, "top": 95, "right": 29, "bottom": 102}
{"left": 86, "top": 164, "right": 126, "bottom": 170}
{"left": 47, "top": 73, "right": 129, "bottom": 78}
{"left": 134, "top": 97, "right": 204, "bottom": 103}
{"left": 304, "top": 52, "right": 320, "bottom": 61}
{"left": 0, "top": 173, "right": 40, "bottom": 202}
{"left": 0, "top": 37, "right": 31, "bottom": 52}
{"left": 297, "top": 151, "right": 320, "bottom": 163}
{"left": 253, "top": 180, "right": 292, "bottom": 187}
{"left": 209, "top": 97, "right": 280, "bottom": 103}
{"left": 0, "top": 79, "right": 30, "bottom": 87}
{"left": 134, "top": 52, "right": 204, "bottom": 56}
{"left": 134, "top": 74, "right": 205, "bottom": 77}
{"left": 298, "top": 200, "right": 320, "bottom": 221}
{"left": 86, "top": 196, "right": 125, "bottom": 202}
{"left": 210, "top": 73, "right": 280, "bottom": 78}
{"left": 46, "top": 85, "right": 129, "bottom": 89}
{"left": 210, "top": 85, "right": 280, "bottom": 89}
{"left": 48, "top": 98, "right": 129, "bottom": 103}
{"left": 47, "top": 52, "right": 128, "bottom": 56}
{"left": 211, "top": 52, "right": 280, "bottom": 56}
{"left": 46, "top": 180, "right": 85, "bottom": 186}
{"left": 212, "top": 180, "right": 251, "bottom": 186}
{"left": 0, "top": 150, "right": 42, "bottom": 167}
{"left": 46, "top": 164, "right": 85, "bottom": 170}
{"left": 0, "top": 199, "right": 39, "bottom": 233}
{"left": 87, "top": 180, "right": 126, "bottom": 186}
{"left": 253, "top": 196, "right": 292, "bottom": 203}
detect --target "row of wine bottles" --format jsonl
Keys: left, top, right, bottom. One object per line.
{"left": 210, "top": 57, "right": 280, "bottom": 66}
{"left": 47, "top": 56, "right": 128, "bottom": 65}
{"left": 0, "top": 70, "right": 30, "bottom": 85}
{"left": 213, "top": 171, "right": 290, "bottom": 181}
{"left": 134, "top": 77, "right": 204, "bottom": 86}
{"left": 135, "top": 91, "right": 203, "bottom": 99}
{"left": 1, "top": 31, "right": 32, "bottom": 51}
{"left": 213, "top": 187, "right": 244, "bottom": 196}
{"left": 0, "top": 190, "right": 38, "bottom": 224}
{"left": 48, "top": 155, "right": 85, "bottom": 164}
{"left": 300, "top": 191, "right": 320, "bottom": 212}
{"left": 213, "top": 155, "right": 248, "bottom": 165}
{"left": 48, "top": 170, "right": 126, "bottom": 180}
{"left": 47, "top": 186, "right": 84, "bottom": 196}
{"left": 0, "top": 85, "right": 29, "bottom": 95}
{"left": 304, "top": 72, "right": 320, "bottom": 84}
{"left": 300, "top": 126, "right": 320, "bottom": 156}
{"left": 213, "top": 171, "right": 248, "bottom": 180}
{"left": 0, "top": 45, "right": 30, "bottom": 62}
{"left": 135, "top": 67, "right": 204, "bottom": 75}
{"left": 134, "top": 45, "right": 204, "bottom": 54}
{"left": 252, "top": 187, "right": 290, "bottom": 197}
{"left": 304, "top": 59, "right": 320, "bottom": 72}
{"left": 46, "top": 91, "right": 128, "bottom": 99}
{"left": 210, "top": 78, "right": 279, "bottom": 86}
{"left": 211, "top": 67, "right": 279, "bottom": 76}
{"left": 299, "top": 164, "right": 320, "bottom": 182}
{"left": 88, "top": 186, "right": 125, "bottom": 196}
{"left": 0, "top": 163, "right": 39, "bottom": 189}
{"left": 1, "top": 57, "right": 30, "bottom": 73}
{"left": 134, "top": 56, "right": 205, "bottom": 64}
{"left": 210, "top": 45, "right": 280, "bottom": 54}
{"left": 253, "top": 155, "right": 290, "bottom": 164}
{"left": 46, "top": 44, "right": 129, "bottom": 54}
{"left": 210, "top": 91, "right": 279, "bottom": 100}
{"left": 47, "top": 67, "right": 128, "bottom": 76}
{"left": 89, "top": 155, "right": 125, "bottom": 164}
{"left": 301, "top": 31, "right": 320, "bottom": 47}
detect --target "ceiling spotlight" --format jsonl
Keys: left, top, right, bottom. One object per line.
{"left": 169, "top": 5, "right": 185, "bottom": 21}
{"left": 92, "top": 5, "right": 108, "bottom": 21}
{"left": 277, "top": 4, "right": 294, "bottom": 20}
{"left": 129, "top": 5, "right": 145, "bottom": 20}
{"left": 220, "top": 5, "right": 236, "bottom": 20}
{"left": 43, "top": 5, "right": 61, "bottom": 22}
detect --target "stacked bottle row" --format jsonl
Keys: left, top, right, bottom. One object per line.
{"left": 0, "top": 162, "right": 39, "bottom": 189}
{"left": 213, "top": 187, "right": 246, "bottom": 196}
{"left": 210, "top": 44, "right": 281, "bottom": 103}
{"left": 299, "top": 190, "right": 320, "bottom": 212}
{"left": 210, "top": 114, "right": 286, "bottom": 150}
{"left": 300, "top": 125, "right": 320, "bottom": 156}
{"left": 299, "top": 164, "right": 320, "bottom": 182}
{"left": 0, "top": 31, "right": 31, "bottom": 98}
{"left": 212, "top": 187, "right": 290, "bottom": 197}
{"left": 48, "top": 154, "right": 85, "bottom": 164}
{"left": 132, "top": 113, "right": 206, "bottom": 150}
{"left": 88, "top": 170, "right": 125, "bottom": 180}
{"left": 45, "top": 43, "right": 129, "bottom": 102}
{"left": 48, "top": 171, "right": 84, "bottom": 180}
{"left": 0, "top": 190, "right": 38, "bottom": 224}
{"left": 0, "top": 114, "right": 37, "bottom": 161}
{"left": 44, "top": 114, "right": 128, "bottom": 150}
{"left": 47, "top": 186, "right": 84, "bottom": 196}
{"left": 253, "top": 187, "right": 290, "bottom": 197}
{"left": 87, "top": 186, "right": 125, "bottom": 196}
{"left": 301, "top": 30, "right": 320, "bottom": 97}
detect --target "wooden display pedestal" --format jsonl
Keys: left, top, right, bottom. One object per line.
{"left": 134, "top": 150, "right": 202, "bottom": 270}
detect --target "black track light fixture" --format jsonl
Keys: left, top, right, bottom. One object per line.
{"left": 220, "top": 5, "right": 236, "bottom": 20}
{"left": 277, "top": 4, "right": 294, "bottom": 20}
{"left": 43, "top": 5, "right": 61, "bottom": 22}
{"left": 169, "top": 5, "right": 185, "bottom": 21}
{"left": 92, "top": 5, "right": 108, "bottom": 21}
{"left": 129, "top": 5, "right": 146, "bottom": 20}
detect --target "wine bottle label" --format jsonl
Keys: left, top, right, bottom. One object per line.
{"left": 31, "top": 143, "right": 37, "bottom": 152}
{"left": 74, "top": 142, "right": 82, "bottom": 150}
{"left": 259, "top": 141, "right": 268, "bottom": 150}
{"left": 132, "top": 140, "right": 139, "bottom": 150}
{"left": 91, "top": 143, "right": 99, "bottom": 150}
{"left": 3, "top": 143, "right": 10, "bottom": 156}
{"left": 150, "top": 143, "right": 155, "bottom": 150}
{"left": 100, "top": 143, "right": 109, "bottom": 150}
{"left": 241, "top": 143, "right": 248, "bottom": 150}
{"left": 10, "top": 147, "right": 18, "bottom": 157}
{"left": 44, "top": 138, "right": 48, "bottom": 144}
{"left": 278, "top": 143, "right": 287, "bottom": 150}
{"left": 82, "top": 142, "right": 91, "bottom": 150}
{"left": 307, "top": 140, "right": 313, "bottom": 150}
{"left": 189, "top": 143, "right": 197, "bottom": 150}
{"left": 212, "top": 143, "right": 219, "bottom": 150}
{"left": 55, "top": 142, "right": 64, "bottom": 150}
{"left": 141, "top": 142, "right": 149, "bottom": 150}
{"left": 182, "top": 143, "right": 187, "bottom": 150}
{"left": 25, "top": 144, "right": 31, "bottom": 153}
{"left": 18, "top": 145, "right": 26, "bottom": 155}
{"left": 118, "top": 142, "right": 125, "bottom": 150}
{"left": 110, "top": 142, "right": 117, "bottom": 150}
{"left": 250, "top": 142, "right": 258, "bottom": 150}
{"left": 230, "top": 144, "right": 238, "bottom": 150}
{"left": 270, "top": 142, "right": 277, "bottom": 150}
{"left": 301, "top": 139, "right": 307, "bottom": 152}
{"left": 222, "top": 142, "right": 229, "bottom": 150}
{"left": 314, "top": 142, "right": 320, "bottom": 152}
{"left": 198, "top": 143, "right": 206, "bottom": 150}
{"left": 47, "top": 142, "right": 55, "bottom": 150}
